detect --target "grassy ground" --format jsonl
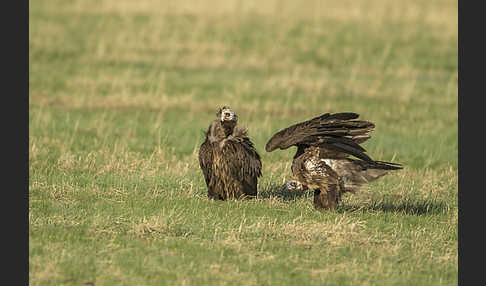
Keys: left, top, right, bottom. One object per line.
{"left": 29, "top": 0, "right": 458, "bottom": 285}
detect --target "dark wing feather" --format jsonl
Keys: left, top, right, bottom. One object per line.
{"left": 265, "top": 112, "right": 375, "bottom": 161}
{"left": 223, "top": 128, "right": 262, "bottom": 181}
{"left": 199, "top": 127, "right": 224, "bottom": 200}
{"left": 198, "top": 137, "right": 213, "bottom": 186}
{"left": 217, "top": 128, "right": 262, "bottom": 197}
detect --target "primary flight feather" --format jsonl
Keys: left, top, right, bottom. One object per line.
{"left": 265, "top": 112, "right": 402, "bottom": 210}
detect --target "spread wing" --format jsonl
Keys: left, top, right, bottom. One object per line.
{"left": 265, "top": 112, "right": 376, "bottom": 162}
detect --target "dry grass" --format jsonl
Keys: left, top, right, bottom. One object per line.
{"left": 29, "top": 0, "right": 457, "bottom": 285}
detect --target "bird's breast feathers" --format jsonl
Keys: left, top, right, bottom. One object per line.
{"left": 304, "top": 157, "right": 332, "bottom": 178}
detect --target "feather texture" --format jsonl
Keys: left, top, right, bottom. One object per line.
{"left": 266, "top": 112, "right": 402, "bottom": 210}
{"left": 199, "top": 108, "right": 262, "bottom": 200}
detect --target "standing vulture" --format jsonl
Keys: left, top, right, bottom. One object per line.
{"left": 198, "top": 106, "right": 262, "bottom": 200}
{"left": 265, "top": 112, "right": 402, "bottom": 210}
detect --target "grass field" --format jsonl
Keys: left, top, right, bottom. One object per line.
{"left": 29, "top": 0, "right": 458, "bottom": 285}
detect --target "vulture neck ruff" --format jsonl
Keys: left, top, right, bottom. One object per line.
{"left": 208, "top": 120, "right": 236, "bottom": 143}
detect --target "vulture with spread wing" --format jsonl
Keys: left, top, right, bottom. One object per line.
{"left": 199, "top": 106, "right": 262, "bottom": 200}
{"left": 265, "top": 112, "right": 402, "bottom": 210}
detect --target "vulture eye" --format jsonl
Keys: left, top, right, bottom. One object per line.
{"left": 224, "top": 112, "right": 231, "bottom": 117}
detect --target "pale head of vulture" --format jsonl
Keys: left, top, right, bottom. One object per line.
{"left": 218, "top": 106, "right": 238, "bottom": 123}
{"left": 282, "top": 180, "right": 308, "bottom": 192}
{"left": 216, "top": 106, "right": 238, "bottom": 136}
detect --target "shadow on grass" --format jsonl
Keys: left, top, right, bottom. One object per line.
{"left": 258, "top": 184, "right": 308, "bottom": 201}
{"left": 253, "top": 184, "right": 450, "bottom": 216}
{"left": 337, "top": 198, "right": 449, "bottom": 215}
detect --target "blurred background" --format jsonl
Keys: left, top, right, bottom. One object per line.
{"left": 30, "top": 0, "right": 457, "bottom": 169}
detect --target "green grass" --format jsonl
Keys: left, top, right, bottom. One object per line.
{"left": 29, "top": 0, "right": 458, "bottom": 285}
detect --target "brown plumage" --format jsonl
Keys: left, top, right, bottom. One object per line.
{"left": 265, "top": 112, "right": 402, "bottom": 210}
{"left": 199, "top": 106, "right": 262, "bottom": 200}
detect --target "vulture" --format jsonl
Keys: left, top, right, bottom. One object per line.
{"left": 198, "top": 106, "right": 262, "bottom": 200}
{"left": 265, "top": 112, "right": 402, "bottom": 210}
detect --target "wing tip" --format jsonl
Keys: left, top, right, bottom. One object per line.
{"left": 373, "top": 160, "right": 404, "bottom": 170}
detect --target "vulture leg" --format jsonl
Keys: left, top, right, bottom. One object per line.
{"left": 313, "top": 184, "right": 341, "bottom": 210}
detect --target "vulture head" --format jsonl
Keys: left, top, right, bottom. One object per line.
{"left": 282, "top": 180, "right": 307, "bottom": 192}
{"left": 217, "top": 106, "right": 238, "bottom": 134}
{"left": 218, "top": 106, "right": 238, "bottom": 123}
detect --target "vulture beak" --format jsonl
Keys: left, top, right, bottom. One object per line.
{"left": 220, "top": 108, "right": 238, "bottom": 123}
